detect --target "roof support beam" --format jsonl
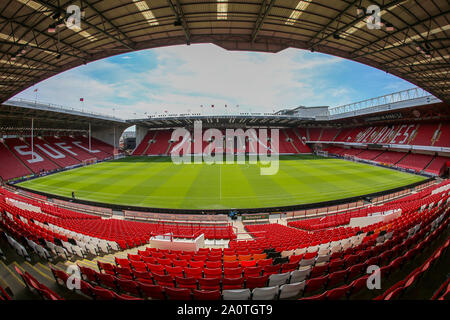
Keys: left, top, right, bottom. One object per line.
{"left": 0, "top": 40, "right": 80, "bottom": 59}
{"left": 312, "top": 0, "right": 406, "bottom": 48}
{"left": 308, "top": 0, "right": 359, "bottom": 49}
{"left": 166, "top": 0, "right": 191, "bottom": 44}
{"left": 251, "top": 0, "right": 276, "bottom": 43}
{"left": 33, "top": 0, "right": 134, "bottom": 50}
{"left": 0, "top": 14, "right": 87, "bottom": 56}
{"left": 350, "top": 10, "right": 450, "bottom": 57}
{"left": 354, "top": 38, "right": 449, "bottom": 60}
{"left": 83, "top": 0, "right": 136, "bottom": 48}
{"left": 0, "top": 49, "right": 59, "bottom": 69}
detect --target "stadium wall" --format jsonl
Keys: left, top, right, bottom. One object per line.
{"left": 91, "top": 125, "right": 125, "bottom": 149}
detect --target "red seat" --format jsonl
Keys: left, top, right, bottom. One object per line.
{"left": 289, "top": 254, "right": 303, "bottom": 263}
{"left": 146, "top": 263, "right": 165, "bottom": 275}
{"left": 78, "top": 265, "right": 97, "bottom": 283}
{"left": 263, "top": 264, "right": 281, "bottom": 276}
{"left": 79, "top": 280, "right": 94, "bottom": 297}
{"left": 97, "top": 261, "right": 116, "bottom": 276}
{"left": 128, "top": 254, "right": 142, "bottom": 262}
{"left": 96, "top": 272, "right": 117, "bottom": 290}
{"left": 130, "top": 261, "right": 147, "bottom": 272}
{"left": 327, "top": 270, "right": 347, "bottom": 288}
{"left": 222, "top": 277, "right": 244, "bottom": 290}
{"left": 184, "top": 267, "right": 203, "bottom": 278}
{"left": 223, "top": 261, "right": 240, "bottom": 268}
{"left": 176, "top": 276, "right": 197, "bottom": 289}
{"left": 116, "top": 267, "right": 134, "bottom": 280}
{"left": 117, "top": 278, "right": 140, "bottom": 296}
{"left": 92, "top": 286, "right": 115, "bottom": 300}
{"left": 193, "top": 289, "right": 221, "bottom": 300}
{"left": 257, "top": 258, "right": 273, "bottom": 267}
{"left": 240, "top": 260, "right": 257, "bottom": 268}
{"left": 142, "top": 256, "right": 157, "bottom": 264}
{"left": 304, "top": 275, "right": 328, "bottom": 296}
{"left": 347, "top": 263, "right": 365, "bottom": 281}
{"left": 310, "top": 264, "right": 329, "bottom": 278}
{"left": 223, "top": 267, "right": 243, "bottom": 278}
{"left": 198, "top": 277, "right": 221, "bottom": 291}
{"left": 328, "top": 259, "right": 344, "bottom": 273}
{"left": 205, "top": 261, "right": 222, "bottom": 268}
{"left": 165, "top": 265, "right": 184, "bottom": 278}
{"left": 204, "top": 268, "right": 222, "bottom": 278}
{"left": 156, "top": 258, "right": 172, "bottom": 266}
{"left": 326, "top": 284, "right": 351, "bottom": 300}
{"left": 115, "top": 257, "right": 130, "bottom": 268}
{"left": 281, "top": 261, "right": 299, "bottom": 273}
{"left": 243, "top": 266, "right": 262, "bottom": 278}
{"left": 138, "top": 282, "right": 165, "bottom": 300}
{"left": 172, "top": 259, "right": 189, "bottom": 268}
{"left": 152, "top": 273, "right": 175, "bottom": 287}
{"left": 189, "top": 260, "right": 205, "bottom": 268}
{"left": 245, "top": 275, "right": 269, "bottom": 289}
{"left": 348, "top": 275, "right": 369, "bottom": 297}
{"left": 133, "top": 270, "right": 153, "bottom": 282}
{"left": 165, "top": 287, "right": 192, "bottom": 300}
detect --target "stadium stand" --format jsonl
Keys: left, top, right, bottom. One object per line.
{"left": 146, "top": 130, "right": 172, "bottom": 155}
{"left": 0, "top": 179, "right": 448, "bottom": 301}
{"left": 396, "top": 153, "right": 434, "bottom": 172}
{"left": 4, "top": 138, "right": 60, "bottom": 174}
{"left": 0, "top": 142, "right": 31, "bottom": 180}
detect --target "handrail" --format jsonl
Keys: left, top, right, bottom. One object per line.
{"left": 4, "top": 97, "right": 124, "bottom": 121}
{"left": 329, "top": 87, "right": 435, "bottom": 115}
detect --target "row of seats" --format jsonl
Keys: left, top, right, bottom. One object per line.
{"left": 49, "top": 202, "right": 449, "bottom": 300}
{"left": 324, "top": 147, "right": 449, "bottom": 175}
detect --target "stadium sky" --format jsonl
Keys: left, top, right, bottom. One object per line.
{"left": 13, "top": 43, "right": 416, "bottom": 120}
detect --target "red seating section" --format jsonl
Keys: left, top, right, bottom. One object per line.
{"left": 0, "top": 142, "right": 31, "bottom": 180}
{"left": 5, "top": 138, "right": 59, "bottom": 173}
{"left": 396, "top": 153, "right": 433, "bottom": 172}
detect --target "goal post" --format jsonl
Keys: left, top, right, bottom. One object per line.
{"left": 316, "top": 150, "right": 328, "bottom": 157}
{"left": 82, "top": 158, "right": 97, "bottom": 166}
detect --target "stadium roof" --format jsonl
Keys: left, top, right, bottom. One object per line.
{"left": 0, "top": 0, "right": 448, "bottom": 105}
{"left": 0, "top": 97, "right": 127, "bottom": 130}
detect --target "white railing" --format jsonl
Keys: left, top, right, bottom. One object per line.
{"left": 329, "top": 87, "right": 435, "bottom": 116}
{"left": 5, "top": 97, "right": 124, "bottom": 121}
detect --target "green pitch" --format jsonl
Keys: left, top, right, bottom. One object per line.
{"left": 17, "top": 155, "right": 426, "bottom": 210}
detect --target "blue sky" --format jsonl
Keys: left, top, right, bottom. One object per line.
{"left": 13, "top": 43, "right": 416, "bottom": 120}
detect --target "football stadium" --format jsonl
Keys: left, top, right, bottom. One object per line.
{"left": 0, "top": 0, "right": 449, "bottom": 309}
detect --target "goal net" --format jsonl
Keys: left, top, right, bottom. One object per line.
{"left": 316, "top": 150, "right": 328, "bottom": 157}
{"left": 82, "top": 158, "right": 97, "bottom": 166}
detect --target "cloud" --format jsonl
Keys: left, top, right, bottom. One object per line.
{"left": 11, "top": 43, "right": 414, "bottom": 119}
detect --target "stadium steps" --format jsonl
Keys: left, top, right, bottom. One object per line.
{"left": 143, "top": 131, "right": 158, "bottom": 155}
{"left": 422, "top": 155, "right": 437, "bottom": 172}
{"left": 289, "top": 140, "right": 300, "bottom": 153}
{"left": 372, "top": 150, "right": 386, "bottom": 161}
{"left": 395, "top": 151, "right": 410, "bottom": 165}
{"left": 164, "top": 142, "right": 172, "bottom": 155}
{"left": 62, "top": 243, "right": 152, "bottom": 273}
{"left": 317, "top": 128, "right": 324, "bottom": 141}
{"left": 431, "top": 123, "right": 442, "bottom": 146}
{"left": 0, "top": 239, "right": 84, "bottom": 300}
{"left": 282, "top": 129, "right": 300, "bottom": 153}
